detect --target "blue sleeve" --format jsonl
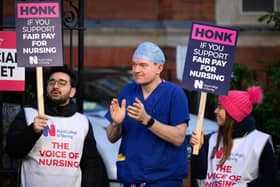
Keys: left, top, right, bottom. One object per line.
{"left": 169, "top": 86, "right": 190, "bottom": 125}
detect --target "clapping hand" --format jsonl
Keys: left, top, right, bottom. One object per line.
{"left": 127, "top": 97, "right": 150, "bottom": 125}
{"left": 110, "top": 98, "right": 126, "bottom": 126}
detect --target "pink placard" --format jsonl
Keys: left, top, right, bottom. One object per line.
{"left": 17, "top": 3, "right": 59, "bottom": 18}
{"left": 192, "top": 24, "right": 237, "bottom": 46}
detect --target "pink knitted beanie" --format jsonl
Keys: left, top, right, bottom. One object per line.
{"left": 218, "top": 86, "right": 263, "bottom": 122}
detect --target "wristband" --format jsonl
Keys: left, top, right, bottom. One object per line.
{"left": 146, "top": 118, "right": 155, "bottom": 128}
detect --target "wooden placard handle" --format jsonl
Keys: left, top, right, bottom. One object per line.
{"left": 36, "top": 67, "right": 45, "bottom": 116}
{"left": 192, "top": 92, "right": 207, "bottom": 155}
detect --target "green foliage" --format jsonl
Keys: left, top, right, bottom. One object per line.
{"left": 255, "top": 59, "right": 280, "bottom": 145}
{"left": 24, "top": 84, "right": 36, "bottom": 106}
{"left": 258, "top": 11, "right": 280, "bottom": 30}
{"left": 231, "top": 64, "right": 256, "bottom": 90}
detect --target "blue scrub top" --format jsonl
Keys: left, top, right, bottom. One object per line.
{"left": 105, "top": 80, "right": 190, "bottom": 184}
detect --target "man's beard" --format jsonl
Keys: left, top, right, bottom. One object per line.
{"left": 48, "top": 90, "right": 71, "bottom": 106}
{"left": 50, "top": 96, "right": 69, "bottom": 105}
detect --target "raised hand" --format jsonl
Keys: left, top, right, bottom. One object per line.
{"left": 110, "top": 98, "right": 126, "bottom": 125}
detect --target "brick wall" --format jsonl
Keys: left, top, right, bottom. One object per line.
{"left": 85, "top": 0, "right": 215, "bottom": 21}
{"left": 85, "top": 0, "right": 158, "bottom": 20}
{"left": 4, "top": 0, "right": 215, "bottom": 21}
{"left": 235, "top": 47, "right": 280, "bottom": 69}
{"left": 159, "top": 0, "right": 215, "bottom": 20}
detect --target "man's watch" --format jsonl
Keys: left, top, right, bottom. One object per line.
{"left": 146, "top": 117, "right": 155, "bottom": 128}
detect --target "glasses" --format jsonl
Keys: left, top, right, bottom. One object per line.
{"left": 47, "top": 79, "right": 68, "bottom": 87}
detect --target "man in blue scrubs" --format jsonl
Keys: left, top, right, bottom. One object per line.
{"left": 105, "top": 41, "right": 190, "bottom": 187}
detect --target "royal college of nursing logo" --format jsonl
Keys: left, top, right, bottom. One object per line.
{"left": 215, "top": 147, "right": 224, "bottom": 159}
{"left": 42, "top": 119, "right": 56, "bottom": 137}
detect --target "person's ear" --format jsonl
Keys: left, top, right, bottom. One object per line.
{"left": 70, "top": 87, "right": 76, "bottom": 98}
{"left": 157, "top": 64, "right": 164, "bottom": 73}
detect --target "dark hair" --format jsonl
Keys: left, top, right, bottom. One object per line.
{"left": 210, "top": 113, "right": 235, "bottom": 166}
{"left": 47, "top": 65, "right": 77, "bottom": 88}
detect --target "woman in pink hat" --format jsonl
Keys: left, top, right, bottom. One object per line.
{"left": 190, "top": 86, "right": 277, "bottom": 187}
